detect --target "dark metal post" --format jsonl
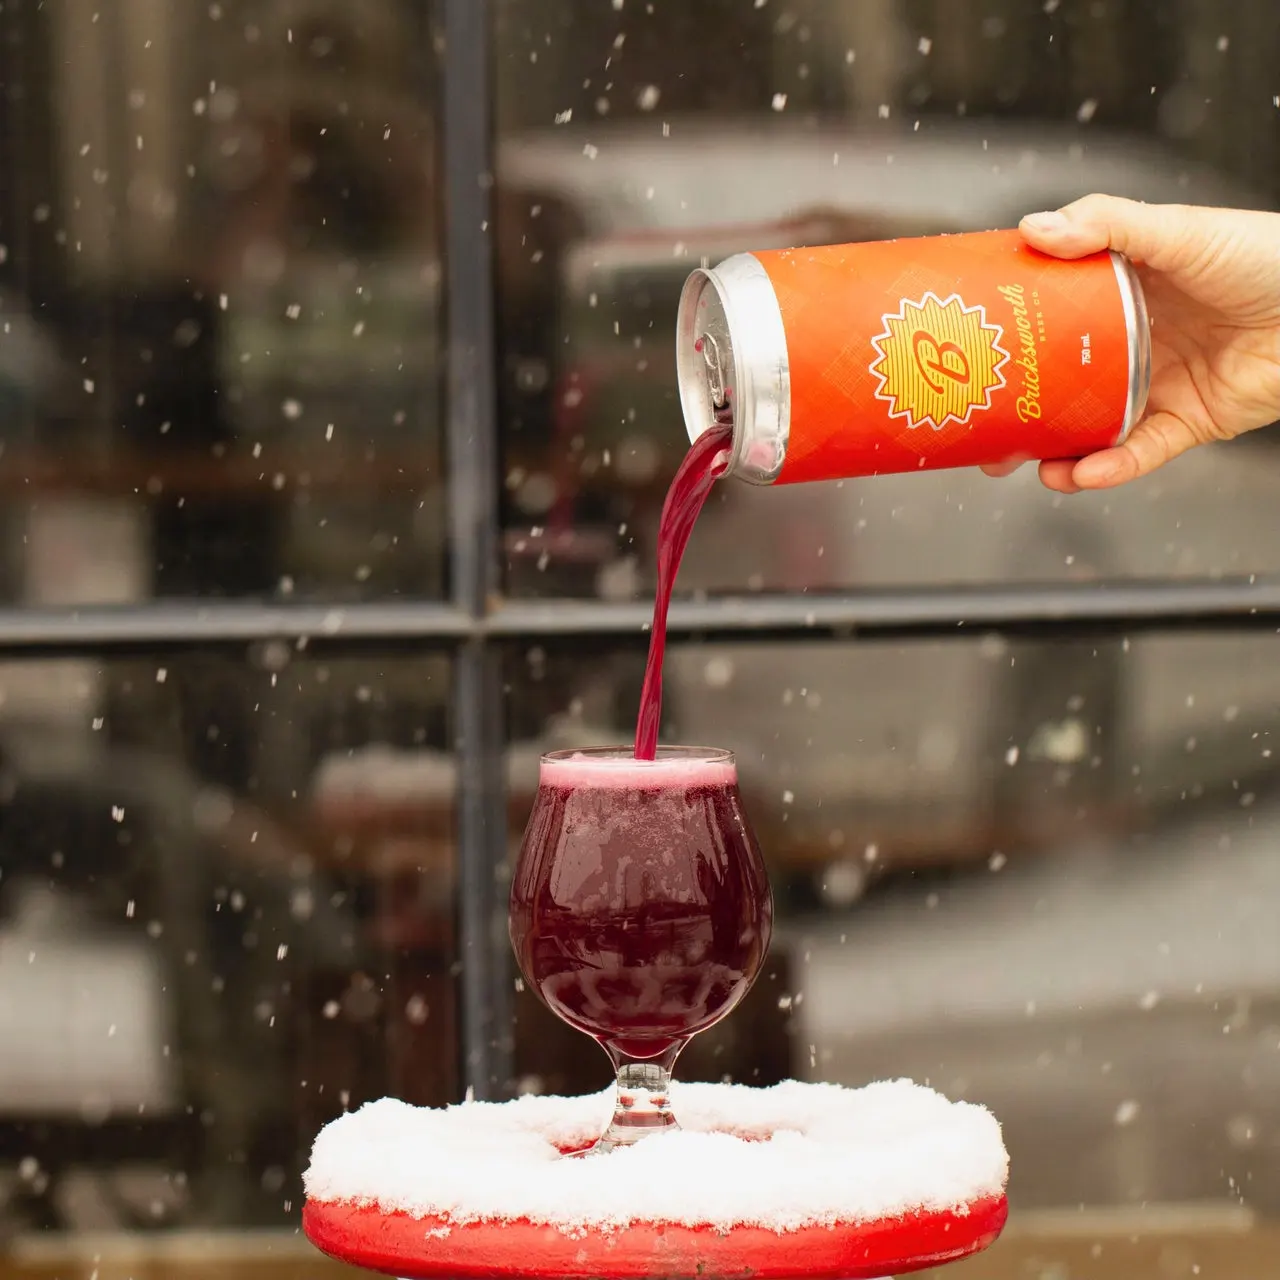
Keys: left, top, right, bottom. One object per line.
{"left": 442, "top": 0, "right": 514, "bottom": 1100}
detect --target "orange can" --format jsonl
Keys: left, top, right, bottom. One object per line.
{"left": 675, "top": 228, "right": 1151, "bottom": 484}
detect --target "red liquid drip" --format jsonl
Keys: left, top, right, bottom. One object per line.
{"left": 508, "top": 774, "right": 772, "bottom": 1062}
{"left": 633, "top": 423, "right": 733, "bottom": 760}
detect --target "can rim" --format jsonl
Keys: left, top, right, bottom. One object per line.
{"left": 676, "top": 268, "right": 736, "bottom": 458}
{"left": 676, "top": 254, "right": 791, "bottom": 485}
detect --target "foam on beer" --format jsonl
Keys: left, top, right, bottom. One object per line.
{"left": 541, "top": 751, "right": 737, "bottom": 791}
{"left": 304, "top": 1078, "right": 1008, "bottom": 1235}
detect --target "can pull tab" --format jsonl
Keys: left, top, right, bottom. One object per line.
{"left": 695, "top": 332, "right": 728, "bottom": 409}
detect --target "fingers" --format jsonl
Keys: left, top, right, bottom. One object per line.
{"left": 1041, "top": 411, "right": 1203, "bottom": 491}
{"left": 986, "top": 412, "right": 1203, "bottom": 492}
{"left": 1019, "top": 194, "right": 1205, "bottom": 272}
{"left": 1036, "top": 459, "right": 1082, "bottom": 493}
{"left": 1019, "top": 210, "right": 1111, "bottom": 260}
{"left": 980, "top": 453, "right": 1030, "bottom": 478}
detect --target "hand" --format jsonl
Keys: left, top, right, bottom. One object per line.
{"left": 982, "top": 195, "right": 1280, "bottom": 493}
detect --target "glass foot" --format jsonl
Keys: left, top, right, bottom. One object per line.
{"left": 594, "top": 1059, "right": 678, "bottom": 1152}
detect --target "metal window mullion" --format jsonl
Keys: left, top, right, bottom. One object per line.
{"left": 443, "top": 0, "right": 513, "bottom": 1101}
{"left": 0, "top": 580, "right": 1273, "bottom": 652}
{"left": 485, "top": 579, "right": 1280, "bottom": 641}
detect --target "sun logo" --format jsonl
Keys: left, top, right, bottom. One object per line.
{"left": 869, "top": 293, "right": 1010, "bottom": 431}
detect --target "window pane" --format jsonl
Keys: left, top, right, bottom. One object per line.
{"left": 506, "top": 631, "right": 1280, "bottom": 1266}
{"left": 0, "top": 649, "right": 456, "bottom": 1242}
{"left": 0, "top": 2, "right": 444, "bottom": 604}
{"left": 494, "top": 1, "right": 1280, "bottom": 599}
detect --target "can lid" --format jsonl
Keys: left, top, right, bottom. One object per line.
{"left": 677, "top": 269, "right": 737, "bottom": 443}
{"left": 676, "top": 255, "right": 790, "bottom": 484}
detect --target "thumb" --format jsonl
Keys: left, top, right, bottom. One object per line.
{"left": 1019, "top": 194, "right": 1206, "bottom": 273}
{"left": 1062, "top": 410, "right": 1205, "bottom": 489}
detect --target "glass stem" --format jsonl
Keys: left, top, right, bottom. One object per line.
{"left": 596, "top": 1047, "right": 683, "bottom": 1152}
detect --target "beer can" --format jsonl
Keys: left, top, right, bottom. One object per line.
{"left": 675, "top": 228, "right": 1151, "bottom": 485}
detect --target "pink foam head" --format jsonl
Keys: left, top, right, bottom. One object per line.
{"left": 539, "top": 746, "right": 737, "bottom": 791}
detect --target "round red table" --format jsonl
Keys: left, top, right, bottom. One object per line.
{"left": 303, "top": 1191, "right": 1008, "bottom": 1280}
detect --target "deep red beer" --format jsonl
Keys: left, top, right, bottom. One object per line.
{"left": 508, "top": 747, "right": 773, "bottom": 1064}
{"left": 676, "top": 228, "right": 1151, "bottom": 484}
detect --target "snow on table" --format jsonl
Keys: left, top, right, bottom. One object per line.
{"left": 303, "top": 1078, "right": 1007, "bottom": 1236}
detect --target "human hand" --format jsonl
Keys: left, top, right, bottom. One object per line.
{"left": 982, "top": 194, "right": 1280, "bottom": 493}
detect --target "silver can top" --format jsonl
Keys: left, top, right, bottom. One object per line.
{"left": 676, "top": 253, "right": 791, "bottom": 484}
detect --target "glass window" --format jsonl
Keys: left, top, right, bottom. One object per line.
{"left": 0, "top": 1, "right": 445, "bottom": 604}
{"left": 0, "top": 649, "right": 456, "bottom": 1232}
{"left": 509, "top": 632, "right": 1280, "bottom": 1220}
{"left": 494, "top": 0, "right": 1280, "bottom": 599}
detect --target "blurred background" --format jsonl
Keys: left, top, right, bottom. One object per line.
{"left": 0, "top": 1, "right": 1278, "bottom": 1277}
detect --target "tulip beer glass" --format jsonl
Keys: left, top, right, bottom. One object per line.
{"left": 509, "top": 746, "right": 773, "bottom": 1152}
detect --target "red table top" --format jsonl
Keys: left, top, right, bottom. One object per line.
{"left": 303, "top": 1192, "right": 1008, "bottom": 1280}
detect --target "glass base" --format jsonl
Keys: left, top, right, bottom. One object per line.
{"left": 593, "top": 1060, "right": 678, "bottom": 1153}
